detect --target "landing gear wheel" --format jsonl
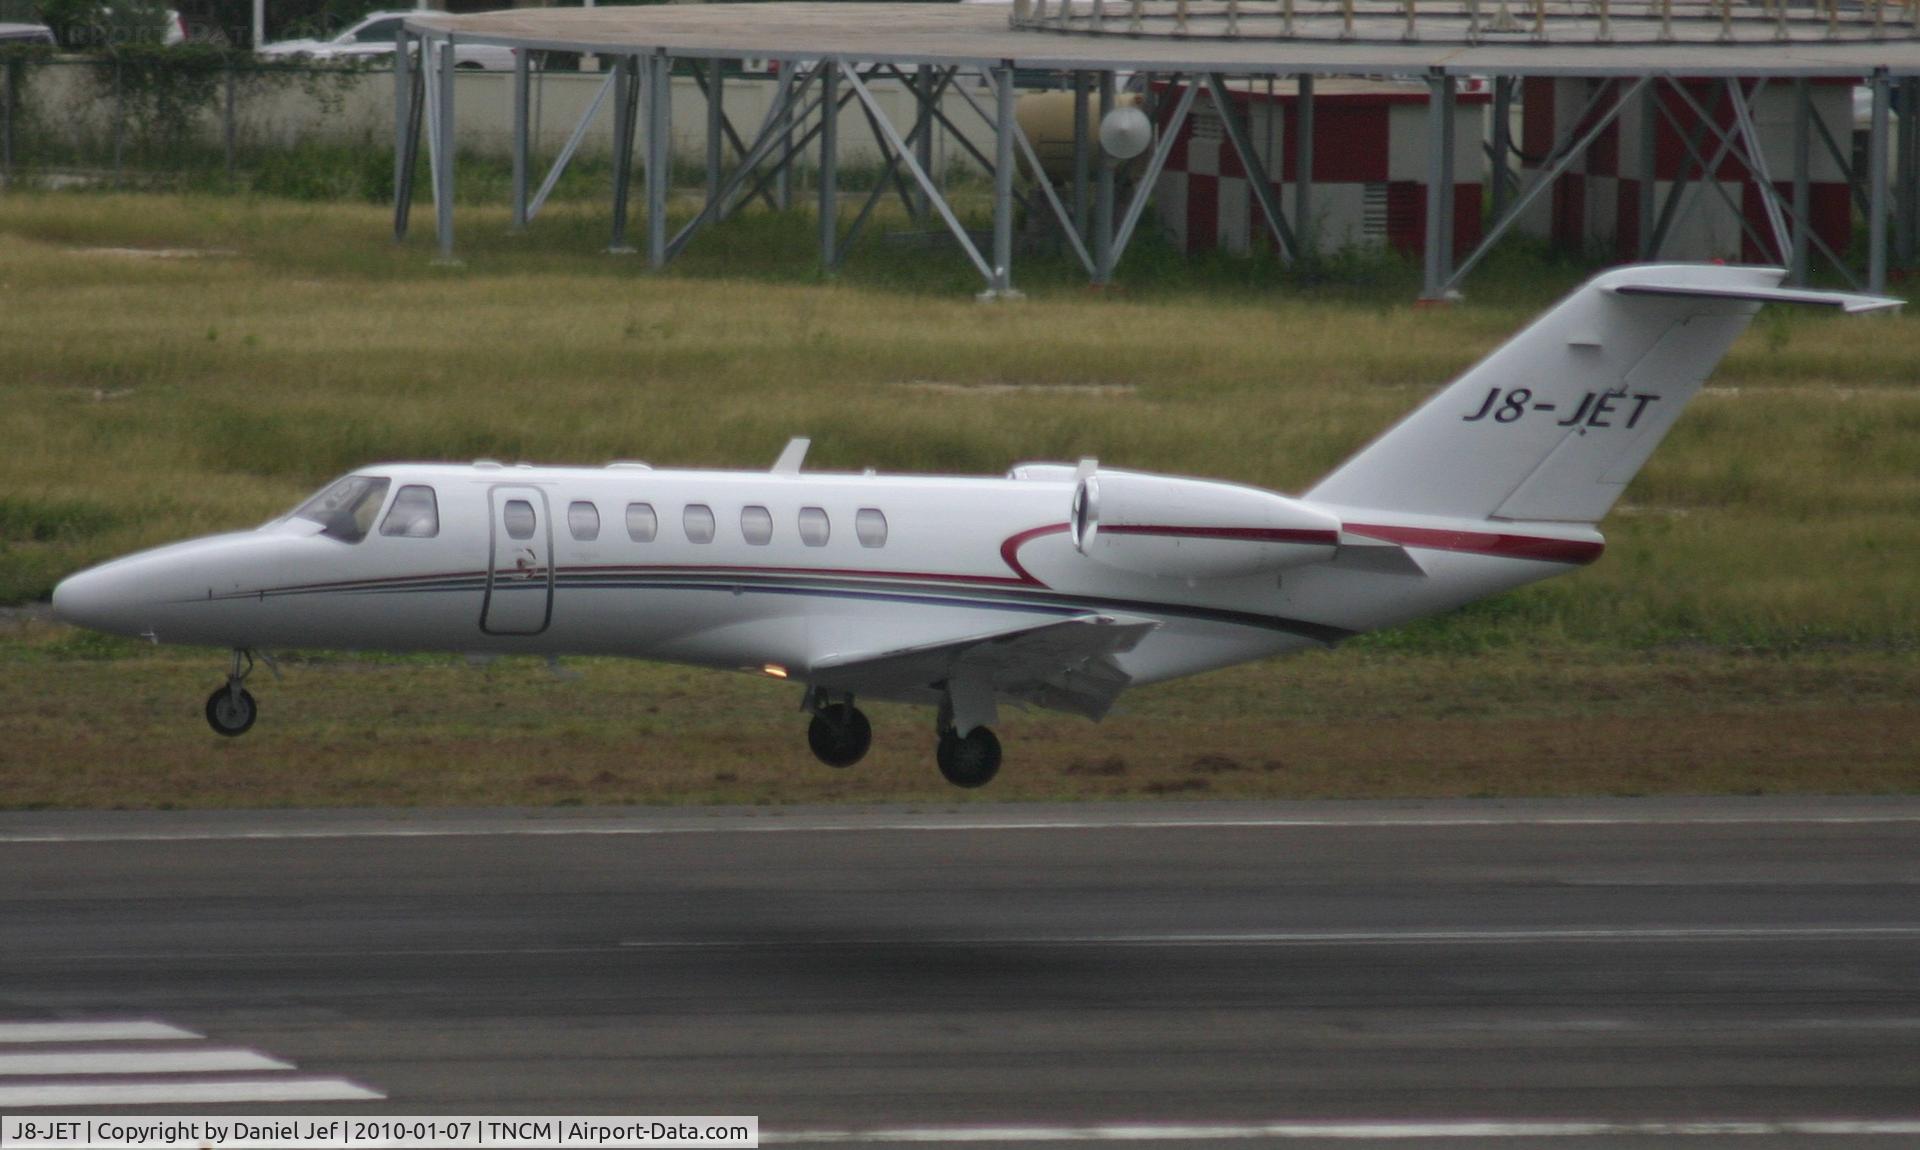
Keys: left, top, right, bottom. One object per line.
{"left": 808, "top": 703, "right": 872, "bottom": 768}
{"left": 205, "top": 686, "right": 257, "bottom": 737}
{"left": 936, "top": 727, "right": 1001, "bottom": 789}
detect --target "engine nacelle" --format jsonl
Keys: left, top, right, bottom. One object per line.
{"left": 1071, "top": 468, "right": 1342, "bottom": 580}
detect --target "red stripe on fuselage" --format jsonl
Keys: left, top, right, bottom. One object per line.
{"left": 1098, "top": 525, "right": 1341, "bottom": 546}
{"left": 999, "top": 523, "right": 1071, "bottom": 586}
{"left": 249, "top": 518, "right": 1597, "bottom": 605}
{"left": 1344, "top": 523, "right": 1605, "bottom": 565}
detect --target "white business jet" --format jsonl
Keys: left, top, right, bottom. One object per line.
{"left": 53, "top": 265, "right": 1896, "bottom": 787}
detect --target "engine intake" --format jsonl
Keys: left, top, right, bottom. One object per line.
{"left": 1071, "top": 468, "right": 1342, "bottom": 580}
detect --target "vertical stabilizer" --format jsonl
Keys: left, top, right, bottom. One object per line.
{"left": 1307, "top": 265, "right": 1897, "bottom": 524}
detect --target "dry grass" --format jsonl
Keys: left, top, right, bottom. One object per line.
{"left": 2, "top": 616, "right": 1914, "bottom": 807}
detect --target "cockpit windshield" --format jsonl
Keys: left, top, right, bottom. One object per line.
{"left": 290, "top": 475, "right": 392, "bottom": 543}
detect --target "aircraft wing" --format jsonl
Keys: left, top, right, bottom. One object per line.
{"left": 809, "top": 614, "right": 1160, "bottom": 721}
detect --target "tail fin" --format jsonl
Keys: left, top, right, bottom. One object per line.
{"left": 1307, "top": 265, "right": 1898, "bottom": 524}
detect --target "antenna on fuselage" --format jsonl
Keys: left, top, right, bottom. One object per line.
{"left": 772, "top": 438, "right": 811, "bottom": 475}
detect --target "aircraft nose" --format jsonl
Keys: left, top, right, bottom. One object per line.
{"left": 52, "top": 562, "right": 143, "bottom": 636}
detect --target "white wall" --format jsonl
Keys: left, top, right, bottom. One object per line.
{"left": 19, "top": 61, "right": 995, "bottom": 173}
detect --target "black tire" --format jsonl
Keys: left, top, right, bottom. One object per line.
{"left": 205, "top": 686, "right": 257, "bottom": 737}
{"left": 936, "top": 727, "right": 1001, "bottom": 789}
{"left": 808, "top": 703, "right": 872, "bottom": 768}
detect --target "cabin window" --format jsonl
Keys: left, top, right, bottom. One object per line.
{"left": 855, "top": 507, "right": 888, "bottom": 548}
{"left": 291, "top": 474, "right": 391, "bottom": 544}
{"left": 503, "top": 499, "right": 537, "bottom": 540}
{"left": 379, "top": 485, "right": 439, "bottom": 538}
{"left": 625, "top": 502, "right": 657, "bottom": 543}
{"left": 684, "top": 504, "right": 716, "bottom": 544}
{"left": 568, "top": 501, "right": 601, "bottom": 542}
{"left": 740, "top": 505, "right": 773, "bottom": 546}
{"left": 797, "top": 506, "right": 830, "bottom": 547}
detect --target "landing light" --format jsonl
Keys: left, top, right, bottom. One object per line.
{"left": 762, "top": 664, "right": 789, "bottom": 679}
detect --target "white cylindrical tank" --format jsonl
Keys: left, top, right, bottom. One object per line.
{"left": 1072, "top": 469, "right": 1342, "bottom": 580}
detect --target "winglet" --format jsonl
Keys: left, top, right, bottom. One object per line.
{"left": 771, "top": 438, "right": 811, "bottom": 475}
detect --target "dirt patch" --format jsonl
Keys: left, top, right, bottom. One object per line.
{"left": 896, "top": 381, "right": 1137, "bottom": 397}
{"left": 1064, "top": 756, "right": 1128, "bottom": 777}
{"left": 1142, "top": 778, "right": 1212, "bottom": 796}
{"left": 74, "top": 247, "right": 238, "bottom": 260}
{"left": 1188, "top": 753, "right": 1247, "bottom": 774}
{"left": 64, "top": 387, "right": 138, "bottom": 404}
{"left": 1702, "top": 386, "right": 1914, "bottom": 398}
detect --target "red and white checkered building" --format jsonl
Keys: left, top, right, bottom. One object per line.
{"left": 1153, "top": 80, "right": 1488, "bottom": 259}
{"left": 1518, "top": 77, "right": 1854, "bottom": 263}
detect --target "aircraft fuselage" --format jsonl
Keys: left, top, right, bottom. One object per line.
{"left": 53, "top": 461, "right": 1594, "bottom": 695}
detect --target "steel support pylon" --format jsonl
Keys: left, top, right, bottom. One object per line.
{"left": 819, "top": 60, "right": 838, "bottom": 272}
{"left": 1093, "top": 71, "right": 1116, "bottom": 284}
{"left": 986, "top": 63, "right": 1018, "bottom": 298}
{"left": 916, "top": 63, "right": 936, "bottom": 221}
{"left": 1868, "top": 70, "right": 1891, "bottom": 294}
{"left": 510, "top": 49, "right": 530, "bottom": 233}
{"left": 1790, "top": 78, "right": 1810, "bottom": 284}
{"left": 1421, "top": 70, "right": 1455, "bottom": 301}
{"left": 647, "top": 51, "right": 671, "bottom": 268}
{"left": 1295, "top": 74, "right": 1315, "bottom": 260}
{"left": 705, "top": 58, "right": 724, "bottom": 209}
{"left": 433, "top": 35, "right": 457, "bottom": 264}
{"left": 608, "top": 55, "right": 639, "bottom": 255}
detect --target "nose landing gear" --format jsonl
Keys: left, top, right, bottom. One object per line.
{"left": 204, "top": 649, "right": 259, "bottom": 737}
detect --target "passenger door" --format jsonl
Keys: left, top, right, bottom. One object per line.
{"left": 482, "top": 486, "right": 553, "bottom": 636}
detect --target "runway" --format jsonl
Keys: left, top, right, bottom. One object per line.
{"left": 3, "top": 798, "right": 1919, "bottom": 1146}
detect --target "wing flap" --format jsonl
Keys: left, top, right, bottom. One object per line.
{"left": 810, "top": 613, "right": 1159, "bottom": 721}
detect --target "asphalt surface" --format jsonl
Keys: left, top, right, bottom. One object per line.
{"left": 3, "top": 798, "right": 1920, "bottom": 1147}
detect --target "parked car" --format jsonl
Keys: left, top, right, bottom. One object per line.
{"left": 0, "top": 21, "right": 56, "bottom": 45}
{"left": 258, "top": 11, "right": 513, "bottom": 69}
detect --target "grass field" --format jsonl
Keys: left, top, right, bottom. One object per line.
{"left": 0, "top": 191, "right": 1915, "bottom": 806}
{"left": 3, "top": 614, "right": 1915, "bottom": 806}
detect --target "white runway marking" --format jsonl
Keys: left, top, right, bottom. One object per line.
{"left": 762, "top": 1119, "right": 1920, "bottom": 1143}
{"left": 0, "top": 1018, "right": 383, "bottom": 1108}
{"left": 0, "top": 1078, "right": 384, "bottom": 1107}
{"left": 4, "top": 809, "right": 1920, "bottom": 844}
{"left": 24, "top": 925, "right": 1920, "bottom": 966}
{"left": 0, "top": 1047, "right": 292, "bottom": 1075}
{"left": 620, "top": 925, "right": 1920, "bottom": 950}
{"left": 0, "top": 1020, "right": 198, "bottom": 1044}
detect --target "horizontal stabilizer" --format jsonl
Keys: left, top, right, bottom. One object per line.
{"left": 1607, "top": 279, "right": 1902, "bottom": 314}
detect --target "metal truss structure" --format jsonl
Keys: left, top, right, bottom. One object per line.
{"left": 1010, "top": 0, "right": 1920, "bottom": 44}
{"left": 396, "top": 3, "right": 1920, "bottom": 298}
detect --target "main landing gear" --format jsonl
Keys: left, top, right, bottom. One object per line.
{"left": 205, "top": 649, "right": 258, "bottom": 737}
{"left": 806, "top": 694, "right": 873, "bottom": 768}
{"left": 936, "top": 725, "right": 1001, "bottom": 789}
{"left": 801, "top": 687, "right": 1003, "bottom": 788}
